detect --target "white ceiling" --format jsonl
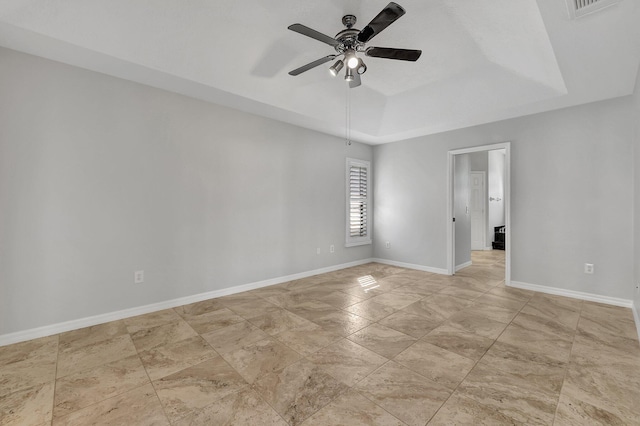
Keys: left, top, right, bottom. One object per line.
{"left": 1, "top": 0, "right": 639, "bottom": 144}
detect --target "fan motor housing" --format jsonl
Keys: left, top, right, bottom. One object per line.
{"left": 334, "top": 16, "right": 365, "bottom": 54}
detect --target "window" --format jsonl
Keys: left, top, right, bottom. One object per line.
{"left": 346, "top": 158, "right": 371, "bottom": 246}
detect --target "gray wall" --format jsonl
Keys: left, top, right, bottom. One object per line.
{"left": 373, "top": 96, "right": 634, "bottom": 300}
{"left": 633, "top": 67, "right": 640, "bottom": 317}
{"left": 454, "top": 154, "right": 471, "bottom": 268}
{"left": 0, "top": 47, "right": 373, "bottom": 335}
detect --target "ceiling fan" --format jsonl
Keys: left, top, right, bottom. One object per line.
{"left": 287, "top": 2, "right": 422, "bottom": 88}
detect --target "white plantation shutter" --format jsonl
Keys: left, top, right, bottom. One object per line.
{"left": 349, "top": 165, "right": 367, "bottom": 237}
{"left": 346, "top": 158, "right": 371, "bottom": 246}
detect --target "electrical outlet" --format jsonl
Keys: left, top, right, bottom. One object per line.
{"left": 316, "top": 248, "right": 321, "bottom": 255}
{"left": 385, "top": 241, "right": 391, "bottom": 249}
{"left": 134, "top": 270, "right": 144, "bottom": 284}
{"left": 584, "top": 263, "right": 594, "bottom": 274}
{"left": 330, "top": 245, "right": 335, "bottom": 253}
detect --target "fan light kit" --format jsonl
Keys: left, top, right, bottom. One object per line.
{"left": 288, "top": 2, "right": 422, "bottom": 88}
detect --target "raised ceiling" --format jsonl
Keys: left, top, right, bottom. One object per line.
{"left": 0, "top": 0, "right": 639, "bottom": 144}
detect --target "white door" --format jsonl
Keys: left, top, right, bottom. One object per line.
{"left": 470, "top": 172, "right": 485, "bottom": 250}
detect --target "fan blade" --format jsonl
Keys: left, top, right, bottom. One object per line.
{"left": 289, "top": 55, "right": 337, "bottom": 76}
{"left": 349, "top": 72, "right": 362, "bottom": 88}
{"left": 288, "top": 24, "right": 339, "bottom": 47}
{"left": 365, "top": 47, "right": 422, "bottom": 61}
{"left": 357, "top": 2, "right": 406, "bottom": 43}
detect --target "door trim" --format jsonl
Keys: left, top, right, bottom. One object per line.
{"left": 446, "top": 142, "right": 511, "bottom": 285}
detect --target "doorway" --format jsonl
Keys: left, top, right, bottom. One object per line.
{"left": 447, "top": 142, "right": 511, "bottom": 284}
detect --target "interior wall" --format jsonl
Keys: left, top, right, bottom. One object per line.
{"left": 373, "top": 95, "right": 634, "bottom": 300}
{"left": 633, "top": 67, "right": 640, "bottom": 318}
{"left": 454, "top": 154, "right": 471, "bottom": 268}
{"left": 0, "top": 47, "right": 373, "bottom": 336}
{"left": 488, "top": 150, "right": 506, "bottom": 245}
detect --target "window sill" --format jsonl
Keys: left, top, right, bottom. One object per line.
{"left": 345, "top": 240, "right": 372, "bottom": 248}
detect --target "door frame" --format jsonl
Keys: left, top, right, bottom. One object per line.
{"left": 469, "top": 171, "right": 486, "bottom": 251}
{"left": 447, "top": 142, "right": 511, "bottom": 284}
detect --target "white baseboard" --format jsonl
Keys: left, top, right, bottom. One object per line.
{"left": 455, "top": 261, "right": 472, "bottom": 272}
{"left": 632, "top": 302, "right": 640, "bottom": 343}
{"left": 509, "top": 280, "right": 633, "bottom": 308}
{"left": 371, "top": 258, "right": 449, "bottom": 275}
{"left": 484, "top": 246, "right": 493, "bottom": 251}
{"left": 0, "top": 258, "right": 374, "bottom": 347}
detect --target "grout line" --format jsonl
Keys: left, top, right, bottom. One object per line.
{"left": 550, "top": 299, "right": 583, "bottom": 425}
{"left": 425, "top": 256, "right": 520, "bottom": 423}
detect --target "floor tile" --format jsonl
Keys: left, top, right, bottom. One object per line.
{"left": 445, "top": 310, "right": 508, "bottom": 340}
{"left": 173, "top": 388, "right": 287, "bottom": 426}
{"left": 0, "top": 338, "right": 58, "bottom": 397}
{"left": 51, "top": 384, "right": 169, "bottom": 426}
{"left": 226, "top": 298, "right": 281, "bottom": 319}
{"left": 201, "top": 321, "right": 269, "bottom": 355}
{"left": 479, "top": 342, "right": 567, "bottom": 395}
{"left": 523, "top": 296, "right": 582, "bottom": 330}
{"left": 393, "top": 280, "right": 445, "bottom": 297}
{"left": 53, "top": 354, "right": 148, "bottom": 418}
{"left": 0, "top": 335, "right": 58, "bottom": 367}
{"left": 456, "top": 362, "right": 560, "bottom": 425}
{"left": 403, "top": 294, "right": 470, "bottom": 321}
{"left": 274, "top": 323, "right": 342, "bottom": 356}
{"left": 344, "top": 300, "right": 396, "bottom": 322}
{"left": 308, "top": 310, "right": 372, "bottom": 336}
{"left": 153, "top": 357, "right": 248, "bottom": 423}
{"left": 429, "top": 393, "right": 521, "bottom": 425}
{"left": 306, "top": 339, "right": 387, "bottom": 386}
{"left": 130, "top": 319, "right": 198, "bottom": 352}
{"left": 487, "top": 285, "right": 534, "bottom": 302}
{"left": 394, "top": 340, "right": 476, "bottom": 390}
{"left": 286, "top": 300, "right": 340, "bottom": 322}
{"left": 378, "top": 310, "right": 441, "bottom": 338}
{"left": 252, "top": 358, "right": 349, "bottom": 426}
{"left": 315, "top": 290, "right": 365, "bottom": 309}
{"left": 216, "top": 292, "right": 263, "bottom": 307}
{"left": 577, "top": 314, "right": 639, "bottom": 344}
{"left": 182, "top": 307, "right": 245, "bottom": 334}
{"left": 56, "top": 334, "right": 137, "bottom": 378}
{"left": 0, "top": 381, "right": 54, "bottom": 426}
{"left": 437, "top": 286, "right": 484, "bottom": 301}
{"left": 173, "top": 298, "right": 225, "bottom": 319}
{"left": 580, "top": 301, "right": 635, "bottom": 323}
{"left": 247, "top": 308, "right": 313, "bottom": 336}
{"left": 422, "top": 324, "right": 495, "bottom": 361}
{"left": 58, "top": 321, "right": 128, "bottom": 353}
{"left": 368, "top": 292, "right": 423, "bottom": 310}
{"left": 302, "top": 389, "right": 405, "bottom": 426}
{"left": 496, "top": 323, "right": 573, "bottom": 363}
{"left": 347, "top": 324, "right": 417, "bottom": 359}
{"left": 554, "top": 391, "right": 629, "bottom": 426}
{"left": 139, "top": 335, "right": 218, "bottom": 381}
{"left": 511, "top": 309, "right": 576, "bottom": 344}
{"left": 222, "top": 337, "right": 301, "bottom": 384}
{"left": 354, "top": 361, "right": 451, "bottom": 426}
{"left": 124, "top": 309, "right": 183, "bottom": 334}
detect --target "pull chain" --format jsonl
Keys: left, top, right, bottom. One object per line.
{"left": 345, "top": 85, "right": 352, "bottom": 146}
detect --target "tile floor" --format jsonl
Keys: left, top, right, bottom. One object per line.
{"left": 1, "top": 251, "right": 640, "bottom": 425}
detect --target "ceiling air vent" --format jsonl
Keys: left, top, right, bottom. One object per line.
{"left": 566, "top": 0, "right": 621, "bottom": 19}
